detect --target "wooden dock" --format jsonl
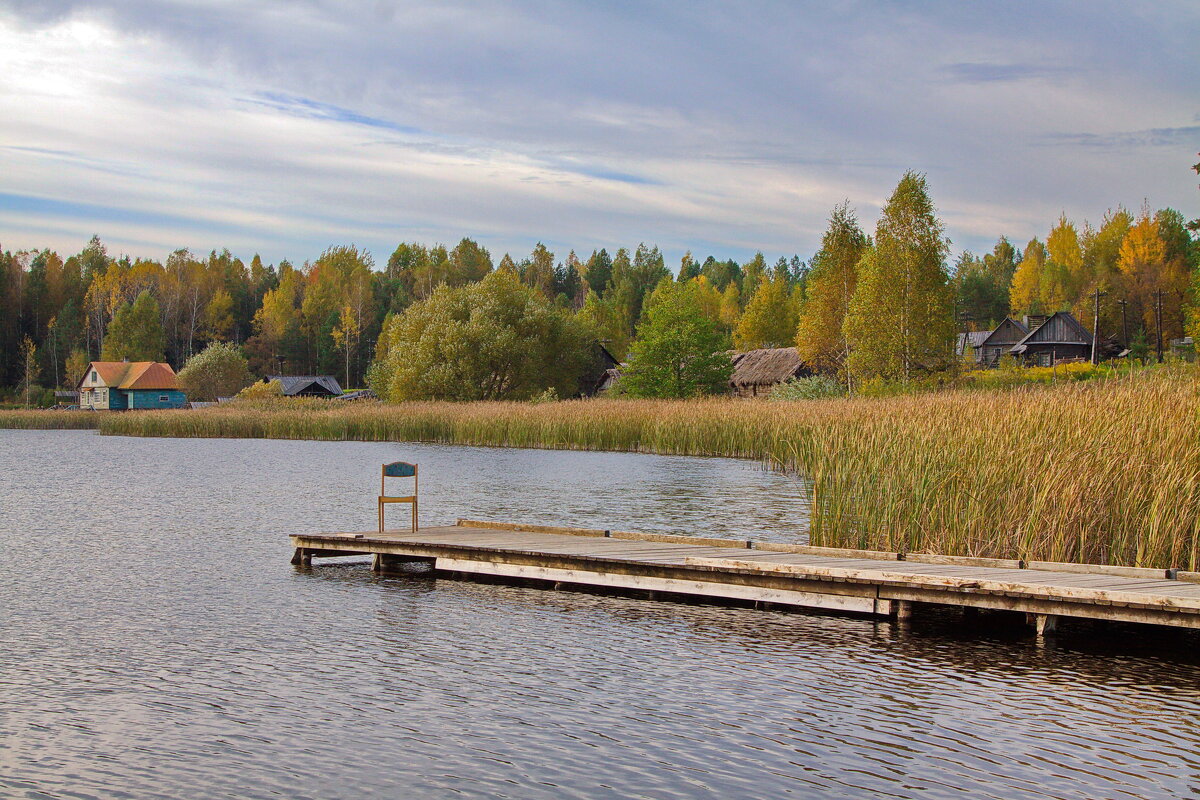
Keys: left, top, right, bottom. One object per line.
{"left": 290, "top": 520, "right": 1200, "bottom": 633}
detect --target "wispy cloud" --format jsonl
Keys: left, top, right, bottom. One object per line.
{"left": 938, "top": 62, "right": 1074, "bottom": 84}
{"left": 239, "top": 92, "right": 427, "bottom": 136}
{"left": 1039, "top": 126, "right": 1200, "bottom": 149}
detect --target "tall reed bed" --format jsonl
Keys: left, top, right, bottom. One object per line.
{"left": 5, "top": 367, "right": 1197, "bottom": 568}
{"left": 0, "top": 410, "right": 100, "bottom": 429}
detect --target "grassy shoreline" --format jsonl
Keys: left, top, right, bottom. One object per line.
{"left": 4, "top": 366, "right": 1197, "bottom": 568}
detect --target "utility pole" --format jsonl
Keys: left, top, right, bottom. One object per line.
{"left": 1155, "top": 290, "right": 1164, "bottom": 364}
{"left": 1116, "top": 299, "right": 1129, "bottom": 351}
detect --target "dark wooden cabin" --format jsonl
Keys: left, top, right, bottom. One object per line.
{"left": 729, "top": 347, "right": 811, "bottom": 397}
{"left": 1009, "top": 312, "right": 1093, "bottom": 365}
{"left": 577, "top": 343, "right": 620, "bottom": 397}
{"left": 972, "top": 317, "right": 1029, "bottom": 367}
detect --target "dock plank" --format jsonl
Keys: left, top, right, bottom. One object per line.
{"left": 290, "top": 523, "right": 1200, "bottom": 630}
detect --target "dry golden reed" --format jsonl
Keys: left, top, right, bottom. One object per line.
{"left": 3, "top": 366, "right": 1196, "bottom": 568}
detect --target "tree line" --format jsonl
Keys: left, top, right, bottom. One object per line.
{"left": 2, "top": 166, "right": 1197, "bottom": 402}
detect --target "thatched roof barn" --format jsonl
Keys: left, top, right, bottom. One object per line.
{"left": 729, "top": 347, "right": 811, "bottom": 397}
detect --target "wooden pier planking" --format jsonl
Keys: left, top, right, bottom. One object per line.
{"left": 289, "top": 520, "right": 1200, "bottom": 632}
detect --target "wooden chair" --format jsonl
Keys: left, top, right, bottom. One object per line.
{"left": 379, "top": 462, "right": 418, "bottom": 532}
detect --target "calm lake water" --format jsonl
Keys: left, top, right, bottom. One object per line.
{"left": 3, "top": 429, "right": 1200, "bottom": 799}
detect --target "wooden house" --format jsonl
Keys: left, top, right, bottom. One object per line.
{"left": 577, "top": 343, "right": 621, "bottom": 397}
{"left": 971, "top": 317, "right": 1029, "bottom": 367}
{"left": 955, "top": 331, "right": 989, "bottom": 361}
{"left": 729, "top": 347, "right": 811, "bottom": 397}
{"left": 1009, "top": 311, "right": 1093, "bottom": 365}
{"left": 265, "top": 375, "right": 344, "bottom": 397}
{"left": 78, "top": 361, "right": 187, "bottom": 410}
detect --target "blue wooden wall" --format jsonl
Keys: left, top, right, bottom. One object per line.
{"left": 124, "top": 390, "right": 188, "bottom": 409}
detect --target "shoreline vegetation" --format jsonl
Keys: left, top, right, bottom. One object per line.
{"left": 4, "top": 365, "right": 1197, "bottom": 570}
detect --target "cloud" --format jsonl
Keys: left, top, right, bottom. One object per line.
{"left": 938, "top": 62, "right": 1074, "bottom": 83}
{"left": 1039, "top": 126, "right": 1200, "bottom": 149}
{"left": 0, "top": 1, "right": 1198, "bottom": 266}
{"left": 239, "top": 92, "right": 427, "bottom": 136}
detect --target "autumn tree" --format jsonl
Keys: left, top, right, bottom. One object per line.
{"left": 1118, "top": 207, "right": 1190, "bottom": 341}
{"left": 202, "top": 288, "right": 235, "bottom": 341}
{"left": 101, "top": 290, "right": 166, "bottom": 362}
{"left": 740, "top": 252, "right": 768, "bottom": 303}
{"left": 1044, "top": 214, "right": 1083, "bottom": 311}
{"left": 734, "top": 276, "right": 798, "bottom": 350}
{"left": 621, "top": 279, "right": 732, "bottom": 398}
{"left": 795, "top": 202, "right": 868, "bottom": 377}
{"left": 449, "top": 237, "right": 493, "bottom": 285}
{"left": 368, "top": 270, "right": 590, "bottom": 401}
{"left": 19, "top": 336, "right": 39, "bottom": 406}
{"left": 330, "top": 305, "right": 360, "bottom": 388}
{"left": 65, "top": 348, "right": 89, "bottom": 389}
{"left": 1009, "top": 238, "right": 1047, "bottom": 317}
{"left": 845, "top": 172, "right": 954, "bottom": 381}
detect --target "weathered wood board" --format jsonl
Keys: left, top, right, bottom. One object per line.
{"left": 289, "top": 520, "right": 1200, "bottom": 631}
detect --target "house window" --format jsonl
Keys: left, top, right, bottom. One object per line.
{"left": 91, "top": 371, "right": 97, "bottom": 382}
{"left": 159, "top": 395, "right": 169, "bottom": 402}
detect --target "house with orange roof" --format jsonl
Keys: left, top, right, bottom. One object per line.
{"left": 77, "top": 361, "right": 188, "bottom": 410}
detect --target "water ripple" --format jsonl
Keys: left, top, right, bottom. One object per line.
{"left": 2, "top": 430, "right": 1200, "bottom": 799}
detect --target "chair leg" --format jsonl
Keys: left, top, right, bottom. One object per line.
{"left": 411, "top": 500, "right": 417, "bottom": 533}
{"left": 378, "top": 501, "right": 383, "bottom": 533}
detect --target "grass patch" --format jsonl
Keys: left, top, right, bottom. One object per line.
{"left": 4, "top": 365, "right": 1197, "bottom": 569}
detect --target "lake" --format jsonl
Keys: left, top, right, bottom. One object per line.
{"left": 3, "top": 429, "right": 1200, "bottom": 799}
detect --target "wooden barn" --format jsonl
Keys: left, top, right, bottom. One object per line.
{"left": 78, "top": 361, "right": 187, "bottom": 410}
{"left": 971, "top": 317, "right": 1029, "bottom": 367}
{"left": 729, "top": 347, "right": 811, "bottom": 398}
{"left": 1009, "top": 311, "right": 1093, "bottom": 365}
{"left": 265, "top": 375, "right": 344, "bottom": 397}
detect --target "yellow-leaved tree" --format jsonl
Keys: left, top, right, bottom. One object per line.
{"left": 734, "top": 276, "right": 798, "bottom": 350}
{"left": 844, "top": 172, "right": 955, "bottom": 382}
{"left": 795, "top": 202, "right": 868, "bottom": 381}
{"left": 1008, "top": 238, "right": 1046, "bottom": 317}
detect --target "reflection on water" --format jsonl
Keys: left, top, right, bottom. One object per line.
{"left": 2, "top": 429, "right": 1200, "bottom": 800}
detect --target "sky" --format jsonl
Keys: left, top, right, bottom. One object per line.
{"left": 0, "top": 0, "right": 1197, "bottom": 271}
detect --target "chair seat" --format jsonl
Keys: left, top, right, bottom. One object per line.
{"left": 379, "top": 495, "right": 416, "bottom": 503}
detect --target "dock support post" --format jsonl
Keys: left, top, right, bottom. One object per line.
{"left": 291, "top": 547, "right": 311, "bottom": 566}
{"left": 1030, "top": 613, "right": 1058, "bottom": 636}
{"left": 895, "top": 600, "right": 913, "bottom": 621}
{"left": 371, "top": 553, "right": 384, "bottom": 572}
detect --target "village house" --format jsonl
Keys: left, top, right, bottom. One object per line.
{"left": 1009, "top": 311, "right": 1093, "bottom": 365}
{"left": 962, "top": 312, "right": 1095, "bottom": 368}
{"left": 963, "top": 317, "right": 1029, "bottom": 367}
{"left": 577, "top": 343, "right": 620, "bottom": 397}
{"left": 729, "top": 347, "right": 811, "bottom": 397}
{"left": 77, "top": 361, "right": 187, "bottom": 410}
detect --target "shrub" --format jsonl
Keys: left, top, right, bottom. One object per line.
{"left": 235, "top": 379, "right": 284, "bottom": 400}
{"left": 177, "top": 342, "right": 253, "bottom": 401}
{"left": 768, "top": 375, "right": 845, "bottom": 401}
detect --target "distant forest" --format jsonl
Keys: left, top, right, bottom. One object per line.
{"left": 2, "top": 171, "right": 1197, "bottom": 396}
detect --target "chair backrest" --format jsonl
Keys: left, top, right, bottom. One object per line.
{"left": 383, "top": 462, "right": 416, "bottom": 478}
{"left": 381, "top": 461, "right": 417, "bottom": 495}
